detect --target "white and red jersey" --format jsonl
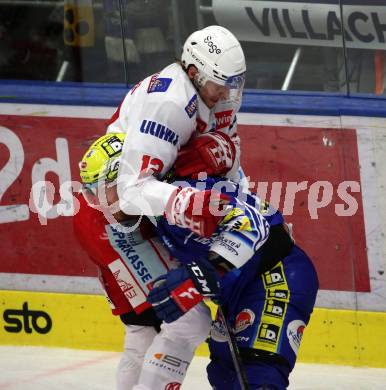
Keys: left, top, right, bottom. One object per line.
{"left": 107, "top": 62, "right": 242, "bottom": 217}
{"left": 73, "top": 195, "right": 176, "bottom": 316}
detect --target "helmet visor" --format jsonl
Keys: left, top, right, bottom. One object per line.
{"left": 225, "top": 72, "right": 245, "bottom": 106}
{"left": 225, "top": 73, "right": 246, "bottom": 90}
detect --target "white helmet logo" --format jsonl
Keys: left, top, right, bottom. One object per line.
{"left": 204, "top": 35, "right": 221, "bottom": 54}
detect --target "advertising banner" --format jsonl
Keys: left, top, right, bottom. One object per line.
{"left": 0, "top": 115, "right": 107, "bottom": 277}
{"left": 1, "top": 104, "right": 384, "bottom": 311}
{"left": 213, "top": 0, "right": 386, "bottom": 50}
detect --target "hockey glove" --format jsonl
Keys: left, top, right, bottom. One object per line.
{"left": 165, "top": 186, "right": 230, "bottom": 237}
{"left": 147, "top": 261, "right": 220, "bottom": 323}
{"left": 174, "top": 132, "right": 236, "bottom": 177}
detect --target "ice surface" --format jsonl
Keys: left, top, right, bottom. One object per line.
{"left": 0, "top": 346, "right": 385, "bottom": 389}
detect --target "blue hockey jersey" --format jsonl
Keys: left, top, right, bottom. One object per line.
{"left": 156, "top": 177, "right": 285, "bottom": 306}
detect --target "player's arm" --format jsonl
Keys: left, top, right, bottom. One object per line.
{"left": 173, "top": 114, "right": 242, "bottom": 182}
{"left": 174, "top": 131, "right": 237, "bottom": 177}
{"left": 147, "top": 198, "right": 271, "bottom": 323}
{"left": 147, "top": 260, "right": 221, "bottom": 323}
{"left": 115, "top": 98, "right": 228, "bottom": 237}
{"left": 114, "top": 96, "right": 191, "bottom": 217}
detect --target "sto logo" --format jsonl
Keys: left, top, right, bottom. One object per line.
{"left": 3, "top": 302, "right": 52, "bottom": 334}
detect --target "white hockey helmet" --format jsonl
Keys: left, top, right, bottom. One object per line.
{"left": 181, "top": 25, "right": 246, "bottom": 91}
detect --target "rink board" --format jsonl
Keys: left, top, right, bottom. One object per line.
{"left": 1, "top": 105, "right": 386, "bottom": 311}
{"left": 1, "top": 103, "right": 386, "bottom": 368}
{"left": 1, "top": 290, "right": 386, "bottom": 368}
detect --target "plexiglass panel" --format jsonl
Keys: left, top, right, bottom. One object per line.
{"left": 0, "top": 0, "right": 384, "bottom": 97}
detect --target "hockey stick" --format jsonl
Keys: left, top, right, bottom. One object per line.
{"left": 217, "top": 305, "right": 250, "bottom": 390}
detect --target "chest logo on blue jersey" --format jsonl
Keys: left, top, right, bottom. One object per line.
{"left": 140, "top": 119, "right": 179, "bottom": 146}
{"left": 185, "top": 94, "right": 198, "bottom": 118}
{"left": 147, "top": 74, "right": 172, "bottom": 93}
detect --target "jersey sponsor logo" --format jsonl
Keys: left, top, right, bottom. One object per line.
{"left": 113, "top": 240, "right": 153, "bottom": 285}
{"left": 234, "top": 308, "right": 255, "bottom": 333}
{"left": 3, "top": 302, "right": 52, "bottom": 334}
{"left": 263, "top": 298, "right": 287, "bottom": 319}
{"left": 112, "top": 269, "right": 138, "bottom": 299}
{"left": 267, "top": 289, "right": 290, "bottom": 300}
{"left": 263, "top": 264, "right": 285, "bottom": 287}
{"left": 257, "top": 323, "right": 280, "bottom": 345}
{"left": 204, "top": 35, "right": 222, "bottom": 54}
{"left": 107, "top": 226, "right": 154, "bottom": 285}
{"left": 109, "top": 259, "right": 147, "bottom": 308}
{"left": 147, "top": 73, "right": 172, "bottom": 93}
{"left": 215, "top": 110, "right": 233, "bottom": 130}
{"left": 213, "top": 236, "right": 241, "bottom": 255}
{"left": 140, "top": 119, "right": 179, "bottom": 146}
{"left": 287, "top": 320, "right": 306, "bottom": 355}
{"left": 184, "top": 94, "right": 198, "bottom": 118}
{"left": 106, "top": 225, "right": 171, "bottom": 295}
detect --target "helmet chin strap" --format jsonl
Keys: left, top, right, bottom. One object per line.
{"left": 193, "top": 72, "right": 206, "bottom": 89}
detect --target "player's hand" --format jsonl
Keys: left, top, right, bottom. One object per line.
{"left": 147, "top": 262, "right": 220, "bottom": 323}
{"left": 175, "top": 132, "right": 236, "bottom": 177}
{"left": 165, "top": 187, "right": 230, "bottom": 237}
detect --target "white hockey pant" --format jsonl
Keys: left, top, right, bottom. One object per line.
{"left": 133, "top": 302, "right": 212, "bottom": 390}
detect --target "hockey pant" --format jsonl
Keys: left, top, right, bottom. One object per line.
{"left": 133, "top": 302, "right": 212, "bottom": 389}
{"left": 208, "top": 245, "right": 319, "bottom": 390}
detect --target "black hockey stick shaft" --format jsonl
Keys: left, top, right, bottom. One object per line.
{"left": 218, "top": 306, "right": 250, "bottom": 390}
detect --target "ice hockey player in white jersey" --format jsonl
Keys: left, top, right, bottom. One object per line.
{"left": 107, "top": 25, "right": 247, "bottom": 238}
{"left": 103, "top": 25, "right": 247, "bottom": 390}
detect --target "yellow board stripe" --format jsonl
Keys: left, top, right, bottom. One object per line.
{"left": 1, "top": 290, "right": 386, "bottom": 367}
{"left": 0, "top": 290, "right": 123, "bottom": 351}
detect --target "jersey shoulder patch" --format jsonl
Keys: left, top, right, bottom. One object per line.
{"left": 184, "top": 94, "right": 198, "bottom": 118}
{"left": 147, "top": 73, "right": 172, "bottom": 93}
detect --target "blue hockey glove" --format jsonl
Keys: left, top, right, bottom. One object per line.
{"left": 147, "top": 261, "right": 221, "bottom": 323}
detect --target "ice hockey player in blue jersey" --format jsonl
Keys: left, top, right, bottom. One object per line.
{"left": 147, "top": 176, "right": 319, "bottom": 390}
